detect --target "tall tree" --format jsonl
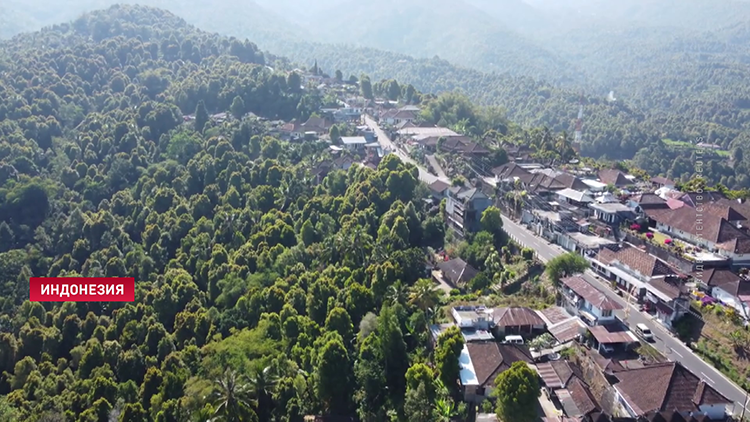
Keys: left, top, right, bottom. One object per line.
{"left": 230, "top": 96, "right": 245, "bottom": 120}
{"left": 377, "top": 304, "right": 408, "bottom": 405}
{"left": 434, "top": 326, "right": 464, "bottom": 391}
{"left": 195, "top": 100, "right": 209, "bottom": 133}
{"left": 493, "top": 361, "right": 540, "bottom": 422}
{"left": 360, "top": 76, "right": 373, "bottom": 100}
{"left": 315, "top": 335, "right": 354, "bottom": 415}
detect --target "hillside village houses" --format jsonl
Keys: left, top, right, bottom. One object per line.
{"left": 241, "top": 66, "right": 741, "bottom": 421}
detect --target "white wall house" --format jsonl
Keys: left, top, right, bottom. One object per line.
{"left": 559, "top": 276, "right": 622, "bottom": 326}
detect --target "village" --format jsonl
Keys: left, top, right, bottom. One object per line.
{"left": 197, "top": 67, "right": 750, "bottom": 422}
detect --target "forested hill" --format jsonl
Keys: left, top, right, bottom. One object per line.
{"left": 0, "top": 3, "right": 478, "bottom": 421}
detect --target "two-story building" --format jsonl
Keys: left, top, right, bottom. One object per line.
{"left": 445, "top": 186, "right": 492, "bottom": 236}
{"left": 589, "top": 202, "right": 636, "bottom": 225}
{"left": 340, "top": 136, "right": 367, "bottom": 153}
{"left": 559, "top": 276, "right": 623, "bottom": 326}
{"left": 592, "top": 243, "right": 675, "bottom": 298}
{"left": 645, "top": 206, "right": 750, "bottom": 266}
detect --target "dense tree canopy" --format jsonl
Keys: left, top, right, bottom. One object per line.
{"left": 0, "top": 6, "right": 468, "bottom": 421}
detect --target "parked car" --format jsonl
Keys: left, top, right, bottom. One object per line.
{"left": 635, "top": 323, "right": 654, "bottom": 342}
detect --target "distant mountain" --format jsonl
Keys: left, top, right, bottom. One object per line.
{"left": 293, "top": 0, "right": 584, "bottom": 86}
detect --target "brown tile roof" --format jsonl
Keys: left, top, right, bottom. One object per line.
{"left": 428, "top": 179, "right": 450, "bottom": 194}
{"left": 631, "top": 193, "right": 668, "bottom": 209}
{"left": 556, "top": 172, "right": 590, "bottom": 191}
{"left": 466, "top": 342, "right": 533, "bottom": 387}
{"left": 439, "top": 138, "right": 490, "bottom": 155}
{"left": 612, "top": 362, "right": 731, "bottom": 415}
{"left": 596, "top": 244, "right": 674, "bottom": 278}
{"left": 598, "top": 169, "right": 630, "bottom": 187}
{"left": 494, "top": 307, "right": 545, "bottom": 328}
{"left": 491, "top": 162, "right": 532, "bottom": 179}
{"left": 437, "top": 258, "right": 478, "bottom": 285}
{"left": 566, "top": 377, "right": 600, "bottom": 416}
{"left": 679, "top": 191, "right": 726, "bottom": 208}
{"left": 646, "top": 207, "right": 750, "bottom": 253}
{"left": 698, "top": 268, "right": 750, "bottom": 297}
{"left": 301, "top": 116, "right": 332, "bottom": 132}
{"left": 701, "top": 202, "right": 748, "bottom": 222}
{"left": 537, "top": 360, "right": 581, "bottom": 389}
{"left": 560, "top": 276, "right": 624, "bottom": 311}
{"left": 646, "top": 277, "right": 688, "bottom": 301}
{"left": 281, "top": 120, "right": 302, "bottom": 132}
{"left": 650, "top": 176, "right": 675, "bottom": 186}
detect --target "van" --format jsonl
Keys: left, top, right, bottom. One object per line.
{"left": 504, "top": 335, "right": 524, "bottom": 345}
{"left": 635, "top": 323, "right": 654, "bottom": 342}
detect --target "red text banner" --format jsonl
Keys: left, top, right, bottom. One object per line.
{"left": 29, "top": 277, "right": 135, "bottom": 302}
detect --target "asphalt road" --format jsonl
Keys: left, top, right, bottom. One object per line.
{"left": 500, "top": 214, "right": 750, "bottom": 416}
{"left": 355, "top": 130, "right": 750, "bottom": 415}
{"left": 363, "top": 115, "right": 444, "bottom": 185}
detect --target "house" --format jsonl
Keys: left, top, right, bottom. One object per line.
{"left": 438, "top": 137, "right": 491, "bottom": 156}
{"left": 445, "top": 186, "right": 492, "bottom": 235}
{"left": 280, "top": 120, "right": 304, "bottom": 141}
{"left": 491, "top": 162, "right": 533, "bottom": 185}
{"left": 627, "top": 193, "right": 669, "bottom": 214}
{"left": 592, "top": 244, "right": 675, "bottom": 297}
{"left": 598, "top": 169, "right": 631, "bottom": 188}
{"left": 459, "top": 341, "right": 533, "bottom": 402}
{"left": 650, "top": 176, "right": 675, "bottom": 189}
{"left": 589, "top": 203, "right": 636, "bottom": 225}
{"left": 300, "top": 116, "right": 332, "bottom": 135}
{"left": 645, "top": 207, "right": 750, "bottom": 264}
{"left": 339, "top": 136, "right": 367, "bottom": 152}
{"left": 678, "top": 191, "right": 727, "bottom": 208}
{"left": 428, "top": 179, "right": 450, "bottom": 200}
{"left": 493, "top": 307, "right": 546, "bottom": 336}
{"left": 436, "top": 258, "right": 479, "bottom": 287}
{"left": 452, "top": 306, "right": 496, "bottom": 331}
{"left": 608, "top": 361, "right": 732, "bottom": 419}
{"left": 559, "top": 276, "right": 623, "bottom": 326}
{"left": 557, "top": 188, "right": 595, "bottom": 207}
{"left": 697, "top": 268, "right": 750, "bottom": 319}
{"left": 397, "top": 126, "right": 460, "bottom": 140}
{"left": 537, "top": 360, "right": 601, "bottom": 419}
{"left": 643, "top": 276, "right": 690, "bottom": 328}
{"left": 380, "top": 107, "right": 418, "bottom": 126}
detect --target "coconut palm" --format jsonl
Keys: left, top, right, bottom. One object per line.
{"left": 210, "top": 369, "right": 258, "bottom": 422}
{"left": 408, "top": 278, "right": 445, "bottom": 311}
{"left": 247, "top": 362, "right": 280, "bottom": 421}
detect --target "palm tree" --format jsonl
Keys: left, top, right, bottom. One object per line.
{"left": 385, "top": 283, "right": 407, "bottom": 306}
{"left": 247, "top": 363, "right": 279, "bottom": 421}
{"left": 210, "top": 369, "right": 258, "bottom": 422}
{"left": 408, "top": 278, "right": 444, "bottom": 311}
